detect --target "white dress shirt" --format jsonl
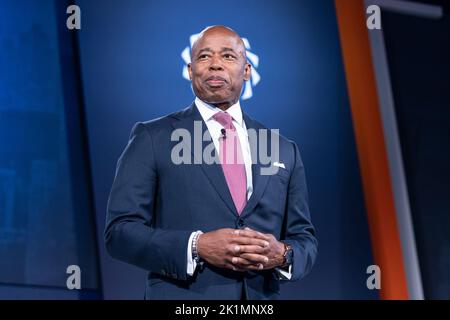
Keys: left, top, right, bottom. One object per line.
{"left": 186, "top": 97, "right": 292, "bottom": 279}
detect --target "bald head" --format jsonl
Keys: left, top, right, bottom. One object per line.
{"left": 191, "top": 26, "right": 247, "bottom": 60}
{"left": 188, "top": 25, "right": 251, "bottom": 110}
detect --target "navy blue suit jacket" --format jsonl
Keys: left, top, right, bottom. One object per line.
{"left": 105, "top": 103, "right": 318, "bottom": 299}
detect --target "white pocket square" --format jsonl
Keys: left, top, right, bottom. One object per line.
{"left": 273, "top": 161, "right": 285, "bottom": 169}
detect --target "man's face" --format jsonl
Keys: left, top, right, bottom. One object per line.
{"left": 188, "top": 29, "right": 251, "bottom": 106}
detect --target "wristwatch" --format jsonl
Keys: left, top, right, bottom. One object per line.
{"left": 281, "top": 242, "right": 293, "bottom": 267}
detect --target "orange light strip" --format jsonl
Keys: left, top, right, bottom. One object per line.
{"left": 334, "top": 0, "right": 409, "bottom": 299}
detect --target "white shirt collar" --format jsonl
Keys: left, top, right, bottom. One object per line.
{"left": 194, "top": 97, "right": 244, "bottom": 128}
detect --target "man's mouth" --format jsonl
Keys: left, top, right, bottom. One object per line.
{"left": 205, "top": 76, "right": 226, "bottom": 87}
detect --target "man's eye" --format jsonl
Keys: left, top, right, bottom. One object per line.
{"left": 198, "top": 54, "right": 209, "bottom": 60}
{"left": 224, "top": 54, "right": 235, "bottom": 60}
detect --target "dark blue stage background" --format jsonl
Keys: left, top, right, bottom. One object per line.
{"left": 0, "top": 0, "right": 377, "bottom": 299}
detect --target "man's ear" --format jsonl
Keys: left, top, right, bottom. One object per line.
{"left": 244, "top": 62, "right": 251, "bottom": 81}
{"left": 187, "top": 63, "right": 193, "bottom": 80}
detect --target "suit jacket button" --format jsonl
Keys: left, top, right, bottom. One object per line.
{"left": 237, "top": 218, "right": 245, "bottom": 228}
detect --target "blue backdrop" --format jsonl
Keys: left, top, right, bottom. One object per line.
{"left": 0, "top": 0, "right": 100, "bottom": 299}
{"left": 76, "top": 0, "right": 376, "bottom": 299}
{"left": 0, "top": 0, "right": 377, "bottom": 299}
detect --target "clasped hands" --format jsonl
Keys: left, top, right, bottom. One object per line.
{"left": 197, "top": 227, "right": 285, "bottom": 272}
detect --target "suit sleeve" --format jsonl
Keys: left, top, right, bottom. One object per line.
{"left": 104, "top": 122, "right": 192, "bottom": 280}
{"left": 282, "top": 141, "right": 318, "bottom": 281}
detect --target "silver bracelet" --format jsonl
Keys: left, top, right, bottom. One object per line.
{"left": 192, "top": 231, "right": 203, "bottom": 263}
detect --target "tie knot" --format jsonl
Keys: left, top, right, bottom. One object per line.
{"left": 213, "top": 112, "right": 233, "bottom": 129}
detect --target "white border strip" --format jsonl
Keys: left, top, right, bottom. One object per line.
{"left": 364, "top": 0, "right": 443, "bottom": 300}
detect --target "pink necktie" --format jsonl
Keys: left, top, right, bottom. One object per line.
{"left": 212, "top": 112, "right": 247, "bottom": 215}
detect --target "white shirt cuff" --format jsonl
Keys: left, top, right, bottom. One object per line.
{"left": 187, "top": 230, "right": 202, "bottom": 276}
{"left": 275, "top": 264, "right": 293, "bottom": 280}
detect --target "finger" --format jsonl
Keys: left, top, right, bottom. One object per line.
{"left": 236, "top": 245, "right": 268, "bottom": 254}
{"left": 236, "top": 264, "right": 265, "bottom": 271}
{"left": 239, "top": 253, "right": 269, "bottom": 265}
{"left": 231, "top": 256, "right": 251, "bottom": 266}
{"left": 245, "top": 264, "right": 266, "bottom": 271}
{"left": 232, "top": 258, "right": 265, "bottom": 271}
{"left": 226, "top": 263, "right": 246, "bottom": 272}
{"left": 244, "top": 227, "right": 273, "bottom": 239}
{"left": 233, "top": 236, "right": 270, "bottom": 248}
{"left": 234, "top": 228, "right": 271, "bottom": 241}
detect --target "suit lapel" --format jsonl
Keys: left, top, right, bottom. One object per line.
{"left": 171, "top": 103, "right": 239, "bottom": 217}
{"left": 170, "top": 103, "right": 273, "bottom": 220}
{"left": 239, "top": 113, "right": 272, "bottom": 219}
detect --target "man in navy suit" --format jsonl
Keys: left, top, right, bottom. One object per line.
{"left": 105, "top": 25, "right": 317, "bottom": 300}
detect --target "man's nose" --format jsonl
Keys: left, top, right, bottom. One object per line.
{"left": 209, "top": 57, "right": 224, "bottom": 71}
